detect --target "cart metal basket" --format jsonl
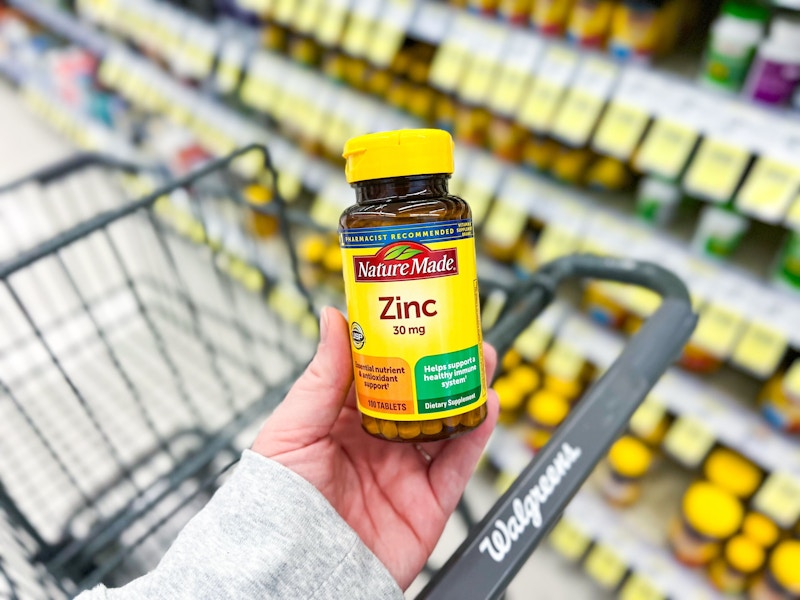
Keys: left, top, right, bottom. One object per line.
{"left": 0, "top": 145, "right": 697, "bottom": 600}
{"left": 0, "top": 146, "right": 317, "bottom": 598}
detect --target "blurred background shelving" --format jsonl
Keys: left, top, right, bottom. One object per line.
{"left": 1, "top": 0, "right": 800, "bottom": 598}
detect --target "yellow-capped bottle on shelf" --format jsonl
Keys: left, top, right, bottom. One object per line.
{"left": 244, "top": 184, "right": 278, "bottom": 238}
{"left": 525, "top": 389, "right": 570, "bottom": 450}
{"left": 494, "top": 376, "right": 526, "bottom": 425}
{"left": 760, "top": 359, "right": 800, "bottom": 434}
{"left": 599, "top": 435, "right": 653, "bottom": 506}
{"left": 339, "top": 129, "right": 487, "bottom": 442}
{"left": 709, "top": 535, "right": 766, "bottom": 594}
{"left": 749, "top": 540, "right": 800, "bottom": 600}
{"left": 742, "top": 512, "right": 781, "bottom": 549}
{"left": 704, "top": 448, "right": 764, "bottom": 500}
{"left": 669, "top": 481, "right": 744, "bottom": 567}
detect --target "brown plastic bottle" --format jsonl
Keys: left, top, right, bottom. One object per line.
{"left": 338, "top": 129, "right": 488, "bottom": 443}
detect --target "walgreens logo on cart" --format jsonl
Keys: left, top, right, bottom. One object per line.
{"left": 353, "top": 242, "right": 458, "bottom": 282}
{"left": 479, "top": 442, "right": 583, "bottom": 563}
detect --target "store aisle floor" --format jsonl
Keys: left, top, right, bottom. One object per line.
{"left": 0, "top": 80, "right": 602, "bottom": 600}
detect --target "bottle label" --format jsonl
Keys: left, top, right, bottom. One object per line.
{"left": 340, "top": 219, "right": 486, "bottom": 421}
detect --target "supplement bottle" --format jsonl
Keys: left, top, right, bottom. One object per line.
{"left": 669, "top": 481, "right": 744, "bottom": 567}
{"left": 749, "top": 540, "right": 800, "bottom": 600}
{"left": 599, "top": 435, "right": 653, "bottom": 506}
{"left": 702, "top": 2, "right": 768, "bottom": 92}
{"left": 525, "top": 389, "right": 571, "bottom": 451}
{"left": 704, "top": 448, "right": 764, "bottom": 500}
{"left": 760, "top": 359, "right": 800, "bottom": 434}
{"left": 494, "top": 376, "right": 526, "bottom": 425}
{"left": 567, "top": 0, "right": 615, "bottom": 49}
{"left": 531, "top": 0, "right": 576, "bottom": 36}
{"left": 609, "top": 0, "right": 666, "bottom": 62}
{"left": 742, "top": 512, "right": 781, "bottom": 549}
{"left": 709, "top": 535, "right": 766, "bottom": 594}
{"left": 744, "top": 18, "right": 800, "bottom": 106}
{"left": 339, "top": 129, "right": 488, "bottom": 442}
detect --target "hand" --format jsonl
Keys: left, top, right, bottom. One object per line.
{"left": 253, "top": 307, "right": 499, "bottom": 589}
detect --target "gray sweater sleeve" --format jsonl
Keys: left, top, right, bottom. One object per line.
{"left": 76, "top": 450, "right": 404, "bottom": 600}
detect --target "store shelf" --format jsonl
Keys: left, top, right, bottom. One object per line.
{"left": 550, "top": 310, "right": 800, "bottom": 479}
{"left": 562, "top": 489, "right": 723, "bottom": 600}
{"left": 9, "top": 0, "right": 109, "bottom": 55}
{"left": 484, "top": 427, "right": 723, "bottom": 600}
{"left": 41, "top": 0, "right": 800, "bottom": 481}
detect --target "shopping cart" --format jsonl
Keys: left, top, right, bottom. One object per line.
{"left": 0, "top": 145, "right": 697, "bottom": 600}
{"left": 0, "top": 145, "right": 319, "bottom": 598}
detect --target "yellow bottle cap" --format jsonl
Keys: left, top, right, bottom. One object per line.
{"left": 243, "top": 184, "right": 272, "bottom": 205}
{"left": 509, "top": 364, "right": 541, "bottom": 395}
{"left": 608, "top": 435, "right": 652, "bottom": 478}
{"left": 298, "top": 234, "right": 328, "bottom": 264}
{"left": 494, "top": 376, "right": 525, "bottom": 412}
{"left": 742, "top": 512, "right": 780, "bottom": 548}
{"left": 527, "top": 389, "right": 570, "bottom": 427}
{"left": 769, "top": 541, "right": 800, "bottom": 592}
{"left": 543, "top": 374, "right": 583, "bottom": 400}
{"left": 683, "top": 482, "right": 743, "bottom": 539}
{"left": 501, "top": 349, "right": 523, "bottom": 372}
{"left": 322, "top": 245, "right": 343, "bottom": 272}
{"left": 704, "top": 448, "right": 762, "bottom": 499}
{"left": 724, "top": 535, "right": 765, "bottom": 574}
{"left": 343, "top": 129, "right": 454, "bottom": 184}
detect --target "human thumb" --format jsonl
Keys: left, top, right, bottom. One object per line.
{"left": 253, "top": 307, "right": 354, "bottom": 455}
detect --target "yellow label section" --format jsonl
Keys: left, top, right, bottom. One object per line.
{"left": 340, "top": 219, "right": 486, "bottom": 421}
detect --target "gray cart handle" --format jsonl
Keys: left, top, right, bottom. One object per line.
{"left": 418, "top": 254, "right": 697, "bottom": 600}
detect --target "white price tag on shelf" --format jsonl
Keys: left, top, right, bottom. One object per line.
{"left": 585, "top": 543, "right": 628, "bottom": 590}
{"left": 663, "top": 416, "right": 715, "bottom": 467}
{"left": 629, "top": 397, "right": 667, "bottom": 441}
{"left": 635, "top": 118, "right": 698, "bottom": 179}
{"left": 428, "top": 15, "right": 474, "bottom": 92}
{"left": 295, "top": 0, "right": 325, "bottom": 33}
{"left": 549, "top": 518, "right": 591, "bottom": 561}
{"left": 482, "top": 196, "right": 527, "bottom": 247}
{"left": 517, "top": 46, "right": 578, "bottom": 133}
{"left": 620, "top": 574, "right": 666, "bottom": 600}
{"left": 366, "top": 0, "right": 414, "bottom": 67}
{"left": 315, "top": 0, "right": 351, "bottom": 46}
{"left": 487, "top": 31, "right": 543, "bottom": 116}
{"left": 736, "top": 157, "right": 800, "bottom": 223}
{"left": 690, "top": 302, "right": 746, "bottom": 359}
{"left": 458, "top": 21, "right": 506, "bottom": 106}
{"left": 536, "top": 224, "right": 581, "bottom": 265}
{"left": 753, "top": 472, "right": 800, "bottom": 528}
{"left": 514, "top": 323, "right": 552, "bottom": 363}
{"left": 551, "top": 57, "right": 617, "bottom": 147}
{"left": 460, "top": 153, "right": 505, "bottom": 224}
{"left": 240, "top": 52, "right": 285, "bottom": 115}
{"left": 683, "top": 137, "right": 751, "bottom": 203}
{"left": 592, "top": 101, "right": 650, "bottom": 160}
{"left": 731, "top": 320, "right": 787, "bottom": 378}
{"left": 272, "top": 0, "right": 297, "bottom": 24}
{"left": 177, "top": 22, "right": 218, "bottom": 79}
{"left": 342, "top": 0, "right": 382, "bottom": 57}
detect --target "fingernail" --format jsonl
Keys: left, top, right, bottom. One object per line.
{"left": 320, "top": 307, "right": 330, "bottom": 343}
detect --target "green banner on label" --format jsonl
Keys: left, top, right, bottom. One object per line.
{"left": 415, "top": 345, "right": 483, "bottom": 414}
